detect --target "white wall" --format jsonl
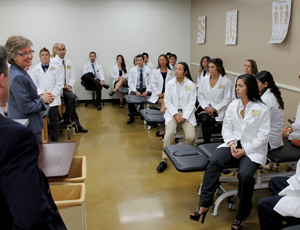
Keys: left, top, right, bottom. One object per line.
{"left": 0, "top": 0, "right": 191, "bottom": 99}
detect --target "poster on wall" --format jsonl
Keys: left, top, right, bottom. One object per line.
{"left": 196, "top": 16, "right": 206, "bottom": 44}
{"left": 225, "top": 10, "right": 238, "bottom": 45}
{"left": 268, "top": 0, "right": 291, "bottom": 43}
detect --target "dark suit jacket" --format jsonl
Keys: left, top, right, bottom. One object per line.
{"left": 0, "top": 114, "right": 66, "bottom": 230}
{"left": 8, "top": 64, "right": 46, "bottom": 135}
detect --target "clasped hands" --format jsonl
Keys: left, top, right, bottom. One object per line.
{"left": 40, "top": 92, "right": 55, "bottom": 104}
{"left": 174, "top": 114, "right": 186, "bottom": 124}
{"left": 229, "top": 143, "right": 245, "bottom": 159}
{"left": 204, "top": 107, "right": 216, "bottom": 117}
{"left": 135, "top": 91, "right": 148, "bottom": 97}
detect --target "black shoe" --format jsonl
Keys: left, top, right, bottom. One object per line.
{"left": 97, "top": 105, "right": 102, "bottom": 110}
{"left": 78, "top": 126, "right": 88, "bottom": 133}
{"left": 109, "top": 91, "right": 115, "bottom": 96}
{"left": 103, "top": 84, "right": 110, "bottom": 89}
{"left": 189, "top": 206, "right": 208, "bottom": 223}
{"left": 156, "top": 131, "right": 165, "bottom": 137}
{"left": 156, "top": 161, "right": 167, "bottom": 173}
{"left": 126, "top": 118, "right": 135, "bottom": 124}
{"left": 119, "top": 100, "right": 125, "bottom": 108}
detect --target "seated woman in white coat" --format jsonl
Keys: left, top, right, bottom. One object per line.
{"left": 156, "top": 62, "right": 196, "bottom": 173}
{"left": 196, "top": 56, "right": 210, "bottom": 91}
{"left": 190, "top": 74, "right": 270, "bottom": 230}
{"left": 255, "top": 71, "right": 284, "bottom": 170}
{"left": 148, "top": 54, "right": 174, "bottom": 113}
{"left": 232, "top": 59, "right": 258, "bottom": 100}
{"left": 197, "top": 58, "right": 232, "bottom": 143}
{"left": 258, "top": 159, "right": 300, "bottom": 230}
{"left": 109, "top": 55, "right": 128, "bottom": 108}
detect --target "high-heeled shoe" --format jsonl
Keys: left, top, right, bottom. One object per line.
{"left": 109, "top": 91, "right": 115, "bottom": 96}
{"left": 189, "top": 206, "right": 208, "bottom": 223}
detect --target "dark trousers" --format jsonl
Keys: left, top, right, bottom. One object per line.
{"left": 49, "top": 106, "right": 59, "bottom": 142}
{"left": 258, "top": 177, "right": 300, "bottom": 230}
{"left": 84, "top": 75, "right": 102, "bottom": 105}
{"left": 35, "top": 132, "right": 42, "bottom": 144}
{"left": 199, "top": 147, "right": 259, "bottom": 221}
{"left": 199, "top": 112, "right": 216, "bottom": 143}
{"left": 63, "top": 89, "right": 81, "bottom": 127}
{"left": 128, "top": 89, "right": 146, "bottom": 119}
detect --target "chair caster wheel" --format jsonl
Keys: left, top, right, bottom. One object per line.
{"left": 216, "top": 188, "right": 223, "bottom": 195}
{"left": 228, "top": 202, "right": 236, "bottom": 210}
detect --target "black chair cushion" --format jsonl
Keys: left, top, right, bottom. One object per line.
{"left": 198, "top": 142, "right": 222, "bottom": 158}
{"left": 125, "top": 95, "right": 149, "bottom": 104}
{"left": 164, "top": 145, "right": 209, "bottom": 172}
{"left": 118, "top": 87, "right": 129, "bottom": 94}
{"left": 140, "top": 109, "right": 165, "bottom": 124}
{"left": 268, "top": 139, "right": 300, "bottom": 163}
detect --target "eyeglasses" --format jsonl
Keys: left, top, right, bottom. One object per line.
{"left": 17, "top": 50, "right": 35, "bottom": 58}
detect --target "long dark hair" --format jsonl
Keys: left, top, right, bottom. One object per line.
{"left": 209, "top": 58, "right": 226, "bottom": 77}
{"left": 177, "top": 62, "right": 193, "bottom": 82}
{"left": 116, "top": 54, "right": 127, "bottom": 74}
{"left": 255, "top": 71, "right": 284, "bottom": 109}
{"left": 198, "top": 56, "right": 210, "bottom": 75}
{"left": 236, "top": 74, "right": 263, "bottom": 103}
{"left": 157, "top": 54, "right": 171, "bottom": 70}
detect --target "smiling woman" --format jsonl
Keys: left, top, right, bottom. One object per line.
{"left": 5, "top": 35, "right": 55, "bottom": 143}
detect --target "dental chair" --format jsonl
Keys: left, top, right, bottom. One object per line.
{"left": 164, "top": 139, "right": 299, "bottom": 216}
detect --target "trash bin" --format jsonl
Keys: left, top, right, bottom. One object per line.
{"left": 49, "top": 156, "right": 87, "bottom": 183}
{"left": 51, "top": 183, "right": 87, "bottom": 230}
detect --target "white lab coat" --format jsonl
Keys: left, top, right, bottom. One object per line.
{"left": 164, "top": 77, "right": 197, "bottom": 126}
{"left": 110, "top": 64, "right": 128, "bottom": 85}
{"left": 144, "top": 61, "right": 154, "bottom": 71}
{"left": 83, "top": 61, "right": 105, "bottom": 82}
{"left": 197, "top": 74, "right": 233, "bottom": 121}
{"left": 289, "top": 103, "right": 300, "bottom": 140}
{"left": 274, "top": 159, "right": 300, "bottom": 218}
{"left": 196, "top": 70, "right": 209, "bottom": 90}
{"left": 51, "top": 55, "right": 76, "bottom": 88}
{"left": 261, "top": 88, "right": 284, "bottom": 149}
{"left": 128, "top": 65, "right": 152, "bottom": 93}
{"left": 219, "top": 99, "right": 270, "bottom": 166}
{"left": 31, "top": 62, "right": 64, "bottom": 107}
{"left": 148, "top": 68, "right": 174, "bottom": 103}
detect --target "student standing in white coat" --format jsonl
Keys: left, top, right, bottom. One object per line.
{"left": 197, "top": 58, "right": 232, "bottom": 143}
{"left": 156, "top": 62, "right": 196, "bottom": 173}
{"left": 148, "top": 54, "right": 174, "bottom": 113}
{"left": 196, "top": 56, "right": 210, "bottom": 91}
{"left": 232, "top": 59, "right": 258, "bottom": 100}
{"left": 169, "top": 54, "right": 177, "bottom": 73}
{"left": 127, "top": 54, "right": 152, "bottom": 124}
{"left": 143, "top": 52, "right": 154, "bottom": 71}
{"left": 109, "top": 55, "right": 128, "bottom": 108}
{"left": 258, "top": 159, "right": 300, "bottom": 230}
{"left": 31, "top": 47, "right": 64, "bottom": 142}
{"left": 256, "top": 71, "right": 284, "bottom": 170}
{"left": 190, "top": 74, "right": 270, "bottom": 230}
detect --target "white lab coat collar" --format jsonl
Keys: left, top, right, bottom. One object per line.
{"left": 0, "top": 107, "right": 4, "bottom": 116}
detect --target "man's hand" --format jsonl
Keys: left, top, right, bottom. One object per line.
{"left": 64, "top": 86, "right": 73, "bottom": 92}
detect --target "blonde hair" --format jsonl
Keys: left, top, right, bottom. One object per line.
{"left": 5, "top": 35, "right": 33, "bottom": 64}
{"left": 51, "top": 43, "right": 59, "bottom": 58}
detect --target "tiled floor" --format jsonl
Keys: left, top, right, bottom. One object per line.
{"left": 58, "top": 102, "right": 274, "bottom": 230}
